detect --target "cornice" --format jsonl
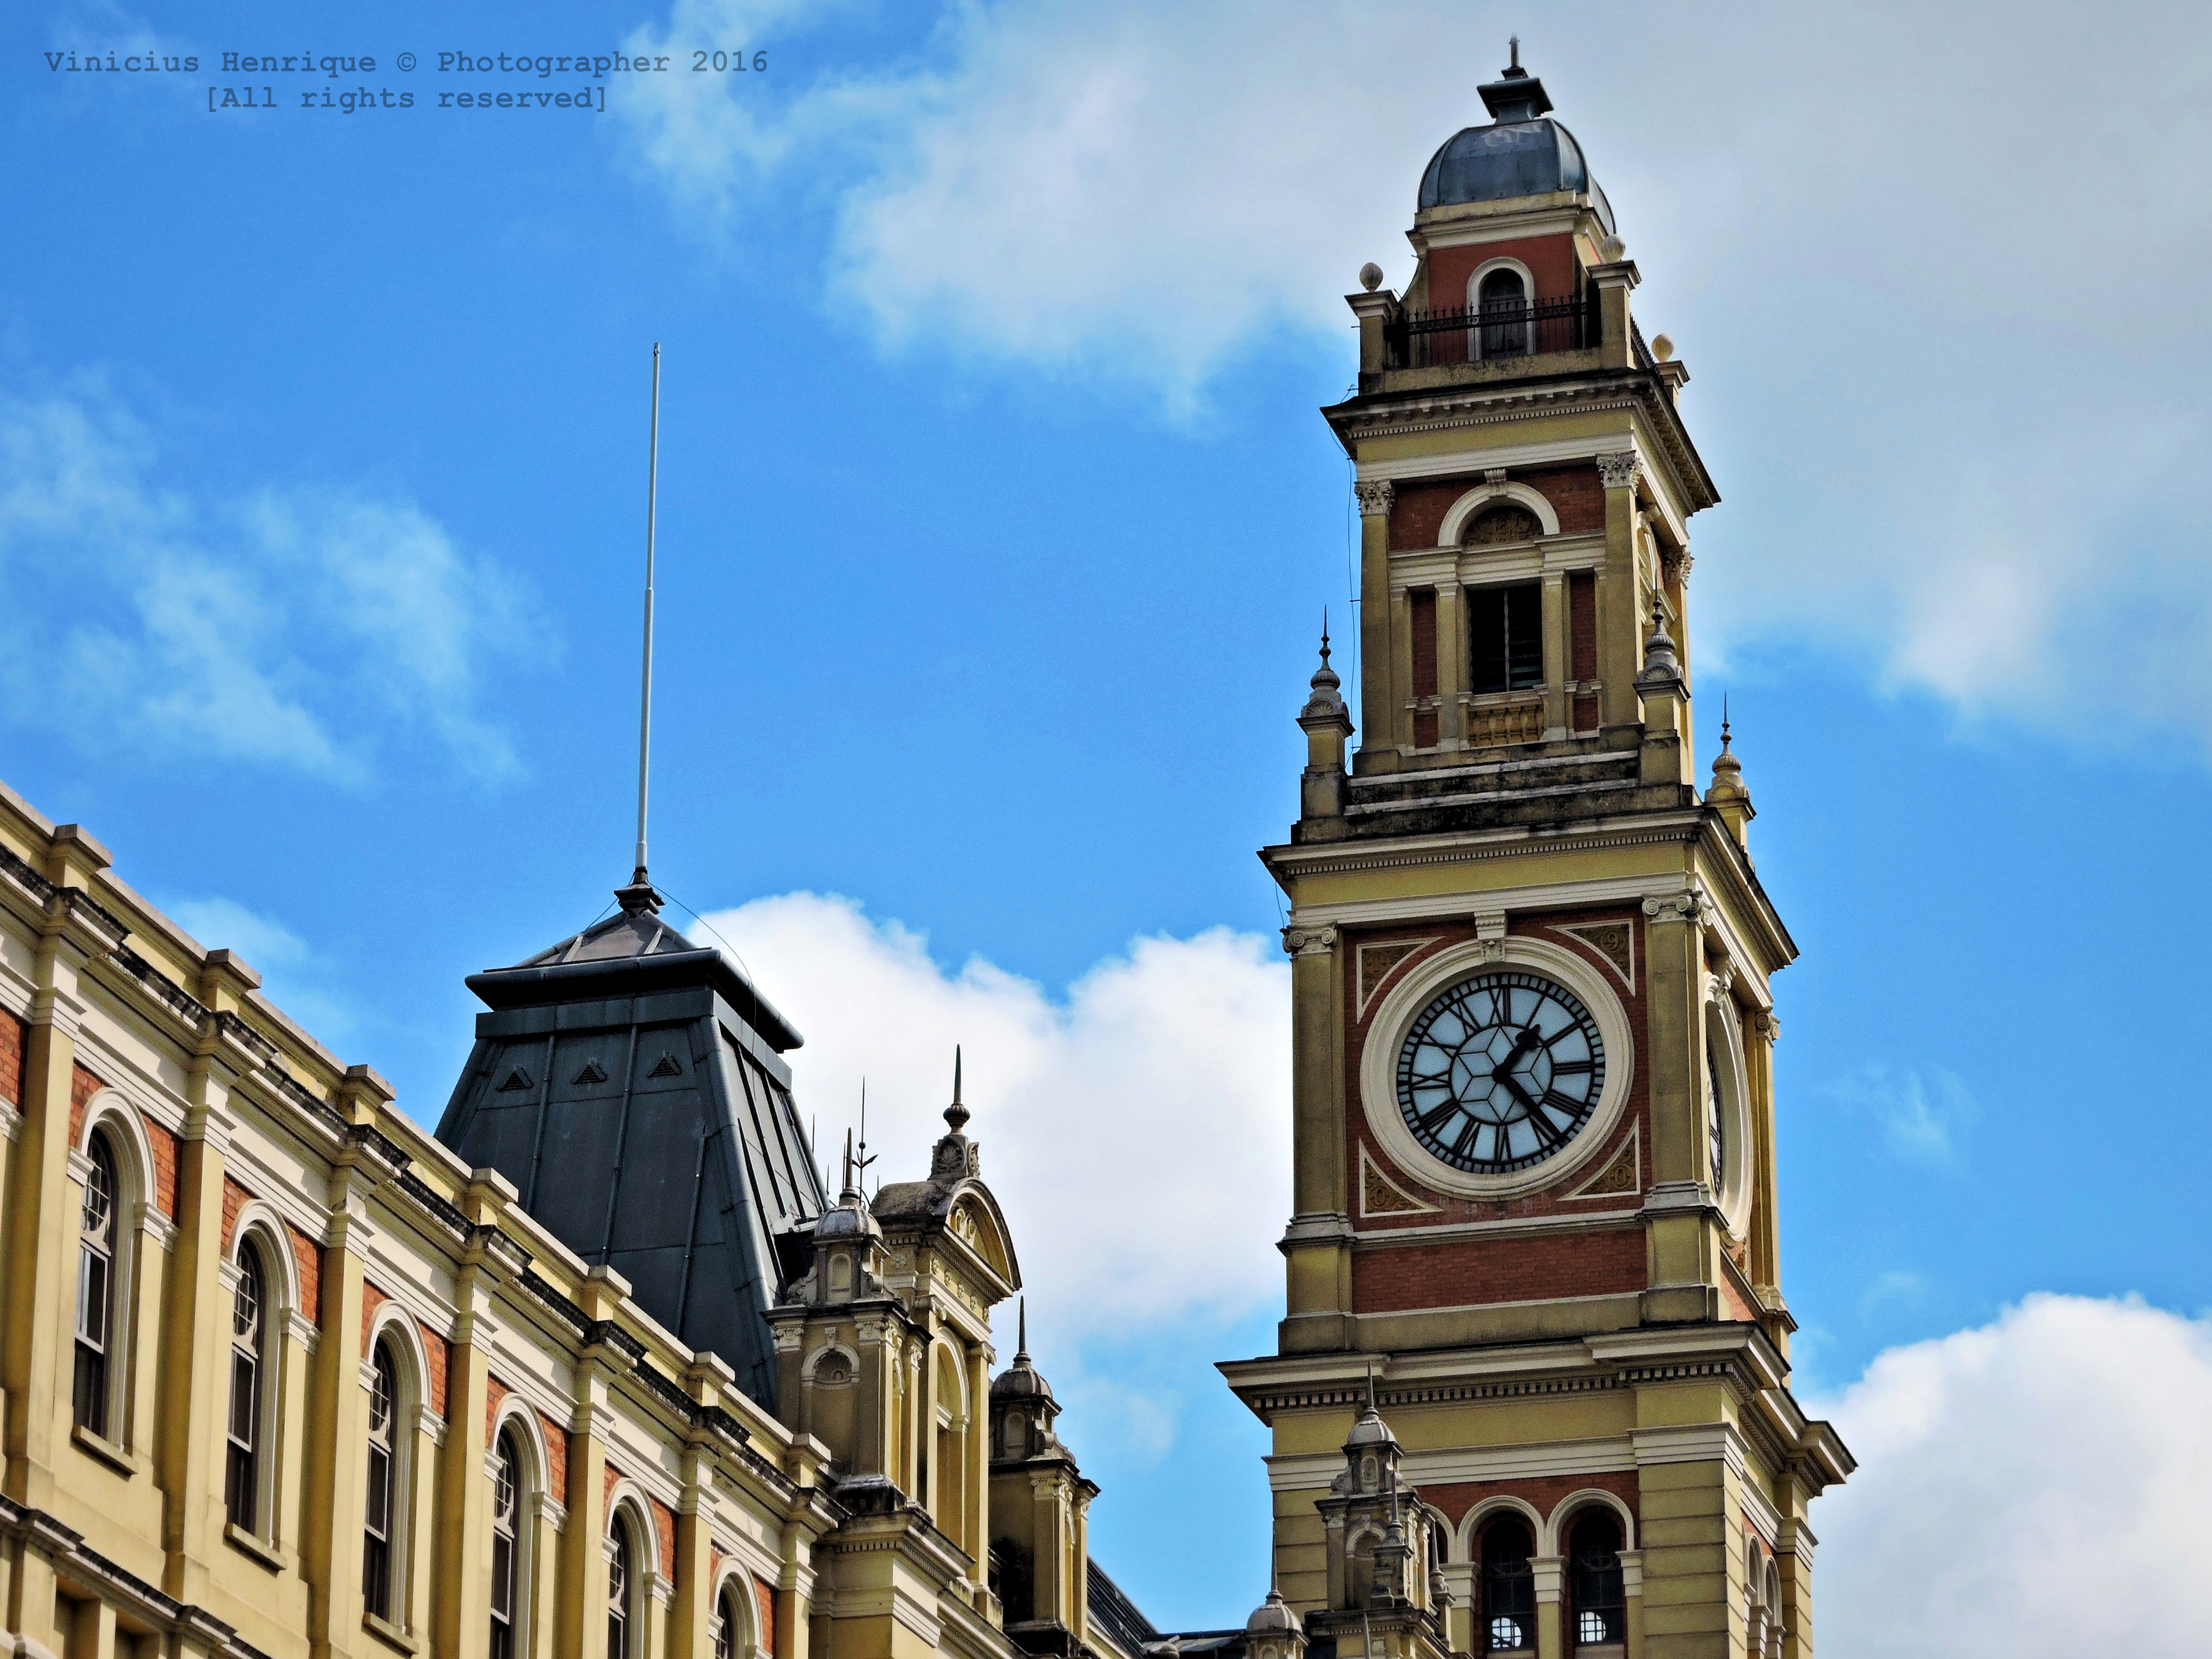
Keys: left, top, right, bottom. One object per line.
{"left": 1322, "top": 372, "right": 1717, "bottom": 516}
{"left": 1262, "top": 808, "right": 1707, "bottom": 884}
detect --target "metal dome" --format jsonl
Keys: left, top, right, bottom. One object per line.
{"left": 1417, "top": 60, "right": 1615, "bottom": 234}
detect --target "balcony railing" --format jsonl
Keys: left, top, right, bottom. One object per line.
{"left": 1389, "top": 292, "right": 1599, "bottom": 369}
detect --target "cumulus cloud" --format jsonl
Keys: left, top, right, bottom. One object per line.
{"left": 1824, "top": 1065, "right": 1979, "bottom": 1168}
{"left": 1814, "top": 1295, "right": 2212, "bottom": 1659}
{"left": 0, "top": 380, "right": 541, "bottom": 783}
{"left": 613, "top": 0, "right": 2212, "bottom": 748}
{"left": 695, "top": 892, "right": 1290, "bottom": 1339}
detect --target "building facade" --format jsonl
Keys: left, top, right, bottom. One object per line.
{"left": 1, "top": 51, "right": 1844, "bottom": 1659}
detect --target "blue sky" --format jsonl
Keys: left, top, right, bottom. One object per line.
{"left": 8, "top": 3, "right": 2212, "bottom": 1653}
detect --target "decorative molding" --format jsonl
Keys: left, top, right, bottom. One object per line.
{"left": 1561, "top": 1124, "right": 1640, "bottom": 1202}
{"left": 1552, "top": 921, "right": 1635, "bottom": 990}
{"left": 1357, "top": 938, "right": 1435, "bottom": 1016}
{"left": 1596, "top": 451, "right": 1642, "bottom": 490}
{"left": 1280, "top": 924, "right": 1338, "bottom": 958}
{"left": 1358, "top": 1147, "right": 1441, "bottom": 1219}
{"left": 1354, "top": 479, "right": 1395, "bottom": 518}
{"left": 1641, "top": 890, "right": 1706, "bottom": 926}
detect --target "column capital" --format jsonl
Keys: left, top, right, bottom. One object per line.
{"left": 1354, "top": 478, "right": 1395, "bottom": 517}
{"left": 1596, "top": 450, "right": 1641, "bottom": 491}
{"left": 1281, "top": 923, "right": 1339, "bottom": 957}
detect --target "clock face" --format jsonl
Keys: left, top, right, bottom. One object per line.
{"left": 1395, "top": 971, "right": 1606, "bottom": 1174}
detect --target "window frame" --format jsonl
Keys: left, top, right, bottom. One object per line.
{"left": 1564, "top": 1508, "right": 1626, "bottom": 1649}
{"left": 1466, "top": 579, "right": 1546, "bottom": 697}
{"left": 363, "top": 1340, "right": 403, "bottom": 1622}
{"left": 606, "top": 1513, "right": 635, "bottom": 1659}
{"left": 1466, "top": 258, "right": 1537, "bottom": 361}
{"left": 1477, "top": 1514, "right": 1537, "bottom": 1654}
{"left": 490, "top": 1429, "right": 526, "bottom": 1659}
{"left": 72, "top": 1132, "right": 121, "bottom": 1439}
{"left": 224, "top": 1239, "right": 269, "bottom": 1532}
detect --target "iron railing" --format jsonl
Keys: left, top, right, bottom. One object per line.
{"left": 1388, "top": 291, "right": 1600, "bottom": 368}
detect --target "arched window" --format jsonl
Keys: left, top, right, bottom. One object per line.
{"left": 364, "top": 1343, "right": 400, "bottom": 1620}
{"left": 606, "top": 1515, "right": 635, "bottom": 1659}
{"left": 491, "top": 1431, "right": 523, "bottom": 1659}
{"left": 225, "top": 1243, "right": 267, "bottom": 1530}
{"left": 1477, "top": 268, "right": 1529, "bottom": 358}
{"left": 714, "top": 1586, "right": 742, "bottom": 1659}
{"left": 1479, "top": 1515, "right": 1535, "bottom": 1652}
{"left": 72, "top": 1135, "right": 120, "bottom": 1434}
{"left": 1568, "top": 1510, "right": 1625, "bottom": 1648}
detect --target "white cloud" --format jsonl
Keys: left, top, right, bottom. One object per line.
{"left": 162, "top": 894, "right": 361, "bottom": 1046}
{"left": 695, "top": 892, "right": 1290, "bottom": 1338}
{"left": 1814, "top": 1295, "right": 2212, "bottom": 1659}
{"left": 0, "top": 380, "right": 541, "bottom": 783}
{"left": 1824, "top": 1065, "right": 1978, "bottom": 1168}
{"left": 614, "top": 0, "right": 2212, "bottom": 747}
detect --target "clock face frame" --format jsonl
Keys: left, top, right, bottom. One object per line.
{"left": 1358, "top": 936, "right": 1635, "bottom": 1202}
{"left": 1394, "top": 971, "right": 1606, "bottom": 1174}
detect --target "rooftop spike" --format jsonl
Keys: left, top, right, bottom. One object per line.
{"left": 945, "top": 1044, "right": 971, "bottom": 1133}
{"left": 1016, "top": 1296, "right": 1029, "bottom": 1360}
{"left": 617, "top": 343, "right": 665, "bottom": 918}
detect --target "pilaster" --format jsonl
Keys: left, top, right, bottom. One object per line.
{"left": 1539, "top": 572, "right": 1569, "bottom": 740}
{"left": 1434, "top": 581, "right": 1465, "bottom": 747}
{"left": 1281, "top": 923, "right": 1349, "bottom": 1354}
{"left": 1354, "top": 481, "right": 1395, "bottom": 773}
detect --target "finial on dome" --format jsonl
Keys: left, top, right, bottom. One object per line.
{"left": 1708, "top": 694, "right": 1754, "bottom": 847}
{"left": 1479, "top": 39, "right": 1552, "bottom": 120}
{"left": 945, "top": 1044, "right": 970, "bottom": 1133}
{"left": 1508, "top": 35, "right": 1521, "bottom": 73}
{"left": 1017, "top": 1296, "right": 1029, "bottom": 1360}
{"left": 1638, "top": 597, "right": 1682, "bottom": 685}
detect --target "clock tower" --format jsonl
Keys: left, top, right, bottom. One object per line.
{"left": 1221, "top": 54, "right": 1851, "bottom": 1659}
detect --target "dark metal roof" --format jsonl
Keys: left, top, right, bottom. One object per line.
{"left": 1085, "top": 1561, "right": 1160, "bottom": 1659}
{"left": 1418, "top": 116, "right": 1613, "bottom": 233}
{"left": 434, "top": 900, "right": 826, "bottom": 1407}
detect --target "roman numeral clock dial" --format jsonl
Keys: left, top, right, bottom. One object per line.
{"left": 1394, "top": 971, "right": 1606, "bottom": 1174}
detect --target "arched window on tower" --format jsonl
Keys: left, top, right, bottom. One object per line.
{"left": 73, "top": 1134, "right": 120, "bottom": 1435}
{"left": 714, "top": 1585, "right": 742, "bottom": 1659}
{"left": 491, "top": 1432, "right": 523, "bottom": 1659}
{"left": 1479, "top": 1515, "right": 1536, "bottom": 1652}
{"left": 1568, "top": 1509, "right": 1626, "bottom": 1649}
{"left": 225, "top": 1242, "right": 268, "bottom": 1530}
{"left": 607, "top": 1515, "right": 635, "bottom": 1659}
{"left": 1477, "top": 268, "right": 1530, "bottom": 359}
{"left": 364, "top": 1342, "right": 400, "bottom": 1620}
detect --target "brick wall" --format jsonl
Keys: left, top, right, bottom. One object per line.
{"left": 1425, "top": 1470, "right": 1639, "bottom": 1534}
{"left": 1388, "top": 464, "right": 1604, "bottom": 552}
{"left": 1351, "top": 1225, "right": 1645, "bottom": 1313}
{"left": 1424, "top": 234, "right": 1582, "bottom": 316}
{"left": 0, "top": 1007, "right": 22, "bottom": 1106}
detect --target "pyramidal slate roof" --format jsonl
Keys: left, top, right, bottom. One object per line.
{"left": 434, "top": 888, "right": 825, "bottom": 1406}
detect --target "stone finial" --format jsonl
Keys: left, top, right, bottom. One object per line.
{"left": 1636, "top": 599, "right": 1682, "bottom": 688}
{"left": 1708, "top": 698, "right": 1755, "bottom": 851}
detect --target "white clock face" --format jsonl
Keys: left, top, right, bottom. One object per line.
{"left": 1394, "top": 971, "right": 1605, "bottom": 1174}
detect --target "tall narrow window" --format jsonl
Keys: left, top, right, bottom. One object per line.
{"left": 225, "top": 1245, "right": 266, "bottom": 1530}
{"left": 363, "top": 1344, "right": 398, "bottom": 1620}
{"left": 1477, "top": 268, "right": 1529, "bottom": 358}
{"left": 1480, "top": 1516, "right": 1536, "bottom": 1652}
{"left": 714, "top": 1589, "right": 740, "bottom": 1659}
{"left": 1469, "top": 584, "right": 1544, "bottom": 694}
{"left": 490, "top": 1434, "right": 521, "bottom": 1659}
{"left": 1568, "top": 1511, "right": 1625, "bottom": 1648}
{"left": 73, "top": 1135, "right": 118, "bottom": 1434}
{"left": 606, "top": 1516, "right": 633, "bottom": 1659}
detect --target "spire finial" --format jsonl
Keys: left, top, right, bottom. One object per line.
{"left": 1320, "top": 605, "right": 1332, "bottom": 667}
{"left": 1017, "top": 1296, "right": 1028, "bottom": 1359}
{"left": 1509, "top": 35, "right": 1520, "bottom": 71}
{"left": 1363, "top": 1357, "right": 1378, "bottom": 1415}
{"left": 944, "top": 1045, "right": 971, "bottom": 1133}
{"left": 619, "top": 344, "right": 664, "bottom": 918}
{"left": 1720, "top": 693, "right": 1733, "bottom": 749}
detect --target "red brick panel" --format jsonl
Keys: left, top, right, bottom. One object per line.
{"left": 221, "top": 1175, "right": 253, "bottom": 1253}
{"left": 1424, "top": 234, "right": 1583, "bottom": 321}
{"left": 650, "top": 1497, "right": 677, "bottom": 1583}
{"left": 753, "top": 1577, "right": 777, "bottom": 1655}
{"left": 1568, "top": 571, "right": 1597, "bottom": 680}
{"left": 1515, "top": 466, "right": 1604, "bottom": 535}
{"left": 1351, "top": 1226, "right": 1645, "bottom": 1314}
{"left": 418, "top": 1321, "right": 450, "bottom": 1419}
{"left": 69, "top": 1061, "right": 104, "bottom": 1149}
{"left": 0, "top": 1007, "right": 24, "bottom": 1106}
{"left": 543, "top": 1412, "right": 569, "bottom": 1508}
{"left": 486, "top": 1374, "right": 510, "bottom": 1445}
{"left": 144, "top": 1116, "right": 180, "bottom": 1217}
{"left": 288, "top": 1224, "right": 321, "bottom": 1325}
{"left": 361, "top": 1280, "right": 388, "bottom": 1353}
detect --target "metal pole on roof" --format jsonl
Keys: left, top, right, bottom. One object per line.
{"left": 633, "top": 344, "right": 661, "bottom": 887}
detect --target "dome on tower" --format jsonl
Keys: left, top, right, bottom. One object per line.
{"left": 1417, "top": 54, "right": 1614, "bottom": 234}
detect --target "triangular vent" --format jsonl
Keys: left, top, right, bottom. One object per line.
{"left": 572, "top": 1058, "right": 609, "bottom": 1086}
{"left": 496, "top": 1066, "right": 534, "bottom": 1093}
{"left": 648, "top": 1050, "right": 684, "bottom": 1079}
